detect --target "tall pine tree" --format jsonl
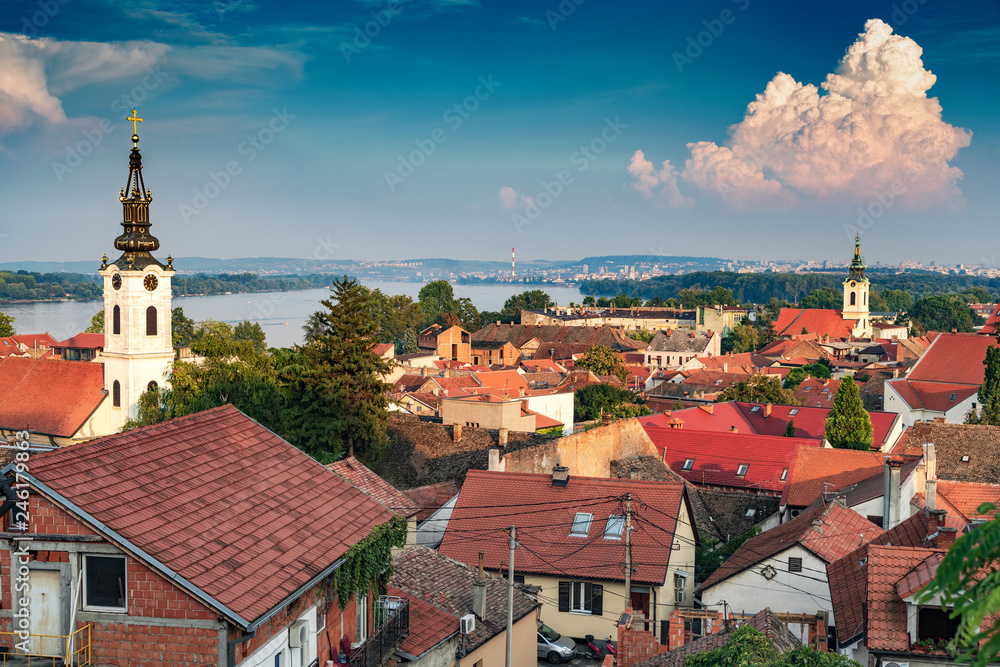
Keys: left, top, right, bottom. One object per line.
{"left": 967, "top": 336, "right": 1000, "bottom": 425}
{"left": 825, "top": 376, "right": 873, "bottom": 450}
{"left": 281, "top": 277, "right": 393, "bottom": 463}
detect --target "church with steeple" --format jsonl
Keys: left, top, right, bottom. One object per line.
{"left": 841, "top": 235, "right": 872, "bottom": 339}
{"left": 99, "top": 110, "right": 175, "bottom": 431}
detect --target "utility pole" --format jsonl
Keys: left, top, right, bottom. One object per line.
{"left": 506, "top": 525, "right": 515, "bottom": 667}
{"left": 624, "top": 494, "right": 633, "bottom": 606}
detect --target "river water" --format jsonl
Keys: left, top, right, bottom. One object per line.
{"left": 2, "top": 281, "right": 585, "bottom": 349}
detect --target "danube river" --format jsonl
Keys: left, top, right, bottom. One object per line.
{"left": 2, "top": 281, "right": 586, "bottom": 349}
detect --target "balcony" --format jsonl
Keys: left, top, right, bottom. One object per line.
{"left": 348, "top": 597, "right": 409, "bottom": 667}
{"left": 0, "top": 624, "right": 91, "bottom": 666}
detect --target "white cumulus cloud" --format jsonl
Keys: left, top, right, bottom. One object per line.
{"left": 627, "top": 150, "right": 693, "bottom": 208}
{"left": 499, "top": 185, "right": 534, "bottom": 210}
{"left": 631, "top": 19, "right": 972, "bottom": 210}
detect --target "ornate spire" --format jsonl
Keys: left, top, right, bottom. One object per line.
{"left": 111, "top": 109, "right": 168, "bottom": 271}
{"left": 848, "top": 234, "right": 866, "bottom": 282}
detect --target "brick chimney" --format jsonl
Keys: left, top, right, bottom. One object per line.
{"left": 453, "top": 424, "right": 463, "bottom": 442}
{"left": 926, "top": 479, "right": 937, "bottom": 511}
{"left": 552, "top": 465, "right": 569, "bottom": 487}
{"left": 938, "top": 526, "right": 959, "bottom": 549}
{"left": 488, "top": 449, "right": 502, "bottom": 472}
{"left": 923, "top": 443, "right": 936, "bottom": 482}
{"left": 764, "top": 403, "right": 772, "bottom": 418}
{"left": 883, "top": 457, "right": 904, "bottom": 530}
{"left": 472, "top": 552, "right": 488, "bottom": 619}
{"left": 498, "top": 427, "right": 508, "bottom": 446}
{"left": 729, "top": 425, "right": 738, "bottom": 433}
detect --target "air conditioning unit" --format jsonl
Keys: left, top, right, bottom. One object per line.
{"left": 460, "top": 614, "right": 476, "bottom": 634}
{"left": 883, "top": 662, "right": 908, "bottom": 667}
{"left": 288, "top": 620, "right": 308, "bottom": 648}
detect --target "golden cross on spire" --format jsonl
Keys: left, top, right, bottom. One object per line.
{"left": 128, "top": 109, "right": 143, "bottom": 136}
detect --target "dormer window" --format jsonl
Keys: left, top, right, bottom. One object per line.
{"left": 780, "top": 467, "right": 789, "bottom": 481}
{"left": 570, "top": 512, "right": 593, "bottom": 537}
{"left": 789, "top": 409, "right": 799, "bottom": 416}
{"left": 961, "top": 455, "right": 970, "bottom": 463}
{"left": 750, "top": 406, "right": 760, "bottom": 413}
{"left": 604, "top": 515, "right": 625, "bottom": 539}
{"left": 949, "top": 393, "right": 957, "bottom": 402}
{"left": 736, "top": 464, "right": 749, "bottom": 477}
{"left": 682, "top": 458, "right": 694, "bottom": 471}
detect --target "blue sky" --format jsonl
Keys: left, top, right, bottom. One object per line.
{"left": 0, "top": 0, "right": 997, "bottom": 266}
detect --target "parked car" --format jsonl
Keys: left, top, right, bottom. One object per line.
{"left": 537, "top": 623, "right": 578, "bottom": 664}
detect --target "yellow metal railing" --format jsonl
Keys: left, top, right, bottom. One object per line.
{"left": 0, "top": 623, "right": 91, "bottom": 666}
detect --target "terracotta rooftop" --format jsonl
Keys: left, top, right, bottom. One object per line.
{"left": 327, "top": 456, "right": 420, "bottom": 518}
{"left": 0, "top": 357, "right": 106, "bottom": 437}
{"left": 866, "top": 545, "right": 946, "bottom": 652}
{"left": 935, "top": 479, "right": 1000, "bottom": 521}
{"left": 401, "top": 481, "right": 460, "bottom": 522}
{"left": 700, "top": 501, "right": 884, "bottom": 591}
{"left": 389, "top": 584, "right": 458, "bottom": 659}
{"left": 896, "top": 421, "right": 1000, "bottom": 483}
{"left": 20, "top": 405, "right": 393, "bottom": 627}
{"left": 390, "top": 547, "right": 538, "bottom": 655}
{"left": 439, "top": 470, "right": 686, "bottom": 585}
{"left": 773, "top": 309, "right": 854, "bottom": 339}
{"left": 785, "top": 448, "right": 888, "bottom": 507}
{"left": 905, "top": 333, "right": 997, "bottom": 385}
{"left": 51, "top": 333, "right": 105, "bottom": 349}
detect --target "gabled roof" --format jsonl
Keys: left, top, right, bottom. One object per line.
{"left": 646, "top": 329, "right": 716, "bottom": 354}
{"left": 402, "top": 481, "right": 460, "bottom": 523}
{"left": 19, "top": 405, "right": 393, "bottom": 627}
{"left": 935, "top": 479, "right": 1000, "bottom": 521}
{"left": 828, "top": 457, "right": 922, "bottom": 508}
{"left": 327, "top": 456, "right": 420, "bottom": 518}
{"left": 0, "top": 357, "right": 106, "bottom": 437}
{"left": 866, "top": 545, "right": 946, "bottom": 652}
{"left": 793, "top": 377, "right": 840, "bottom": 409}
{"left": 886, "top": 379, "right": 979, "bottom": 413}
{"left": 895, "top": 421, "right": 1000, "bottom": 483}
{"left": 905, "top": 332, "right": 997, "bottom": 384}
{"left": 439, "top": 470, "right": 685, "bottom": 584}
{"left": 731, "top": 402, "right": 899, "bottom": 448}
{"left": 701, "top": 501, "right": 884, "bottom": 590}
{"left": 785, "top": 448, "right": 887, "bottom": 507}
{"left": 694, "top": 352, "right": 770, "bottom": 371}
{"left": 391, "top": 547, "right": 538, "bottom": 654}
{"left": 390, "top": 585, "right": 458, "bottom": 659}
{"left": 52, "top": 333, "right": 105, "bottom": 349}
{"left": 981, "top": 303, "right": 1000, "bottom": 335}
{"left": 773, "top": 309, "right": 854, "bottom": 339}
{"left": 474, "top": 370, "right": 528, "bottom": 392}
{"left": 471, "top": 323, "right": 644, "bottom": 351}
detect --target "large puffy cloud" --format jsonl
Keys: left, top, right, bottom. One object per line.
{"left": 631, "top": 19, "right": 971, "bottom": 210}
{"left": 628, "top": 150, "right": 693, "bottom": 208}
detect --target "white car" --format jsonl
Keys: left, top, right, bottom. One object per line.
{"left": 537, "top": 624, "right": 578, "bottom": 664}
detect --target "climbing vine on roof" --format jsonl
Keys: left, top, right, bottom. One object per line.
{"left": 321, "top": 514, "right": 407, "bottom": 611}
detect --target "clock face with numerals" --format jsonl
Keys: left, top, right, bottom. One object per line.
{"left": 144, "top": 274, "right": 158, "bottom": 292}
{"left": 111, "top": 273, "right": 122, "bottom": 290}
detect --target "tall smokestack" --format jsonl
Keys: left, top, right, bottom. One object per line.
{"left": 512, "top": 247, "right": 515, "bottom": 279}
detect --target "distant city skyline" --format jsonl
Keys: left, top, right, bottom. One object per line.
{"left": 0, "top": 0, "right": 997, "bottom": 267}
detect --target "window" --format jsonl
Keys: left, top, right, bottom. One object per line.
{"left": 788, "top": 408, "right": 799, "bottom": 416}
{"left": 918, "top": 607, "right": 960, "bottom": 643}
{"left": 604, "top": 515, "right": 625, "bottom": 539}
{"left": 113, "top": 305, "right": 121, "bottom": 335}
{"left": 961, "top": 455, "right": 970, "bottom": 463}
{"left": 867, "top": 515, "right": 884, "bottom": 528}
{"left": 147, "top": 381, "right": 158, "bottom": 392}
{"left": 570, "top": 513, "right": 593, "bottom": 537}
{"left": 750, "top": 405, "right": 760, "bottom": 413}
{"left": 850, "top": 292, "right": 856, "bottom": 306}
{"left": 560, "top": 581, "right": 602, "bottom": 615}
{"left": 780, "top": 467, "right": 789, "bottom": 481}
{"left": 949, "top": 393, "right": 957, "bottom": 402}
{"left": 736, "top": 464, "right": 748, "bottom": 477}
{"left": 356, "top": 592, "right": 368, "bottom": 643}
{"left": 788, "top": 557, "right": 803, "bottom": 573}
{"left": 682, "top": 458, "right": 694, "bottom": 471}
{"left": 674, "top": 572, "right": 688, "bottom": 604}
{"left": 84, "top": 555, "right": 127, "bottom": 611}
{"left": 513, "top": 574, "right": 525, "bottom": 584}
{"left": 146, "top": 306, "right": 157, "bottom": 335}
{"left": 745, "top": 508, "right": 757, "bottom": 518}
{"left": 112, "top": 380, "right": 121, "bottom": 408}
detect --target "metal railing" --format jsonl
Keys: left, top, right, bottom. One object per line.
{"left": 0, "top": 623, "right": 91, "bottom": 666}
{"left": 348, "top": 598, "right": 409, "bottom": 667}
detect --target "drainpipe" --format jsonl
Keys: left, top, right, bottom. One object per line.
{"left": 228, "top": 628, "right": 256, "bottom": 667}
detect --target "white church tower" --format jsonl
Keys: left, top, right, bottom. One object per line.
{"left": 842, "top": 234, "right": 872, "bottom": 339}
{"left": 98, "top": 110, "right": 175, "bottom": 431}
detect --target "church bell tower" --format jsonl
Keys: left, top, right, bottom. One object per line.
{"left": 99, "top": 110, "right": 175, "bottom": 431}
{"left": 842, "top": 235, "right": 872, "bottom": 339}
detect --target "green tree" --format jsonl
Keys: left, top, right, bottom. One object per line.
{"left": 800, "top": 287, "right": 842, "bottom": 309}
{"left": 722, "top": 323, "right": 759, "bottom": 354}
{"left": 627, "top": 329, "right": 655, "bottom": 344}
{"left": 825, "top": 377, "right": 873, "bottom": 450}
{"left": 880, "top": 289, "right": 913, "bottom": 312}
{"left": 0, "top": 310, "right": 15, "bottom": 337}
{"left": 685, "top": 624, "right": 860, "bottom": 667}
{"left": 783, "top": 362, "right": 832, "bottom": 389}
{"left": 784, "top": 418, "right": 796, "bottom": 437}
{"left": 172, "top": 308, "right": 196, "bottom": 346}
{"left": 582, "top": 296, "right": 596, "bottom": 306}
{"left": 417, "top": 280, "right": 456, "bottom": 326}
{"left": 646, "top": 297, "right": 665, "bottom": 307}
{"left": 967, "top": 337, "right": 1000, "bottom": 425}
{"left": 716, "top": 375, "right": 801, "bottom": 405}
{"left": 695, "top": 526, "right": 761, "bottom": 582}
{"left": 281, "top": 277, "right": 393, "bottom": 462}
{"left": 234, "top": 321, "right": 267, "bottom": 353}
{"left": 396, "top": 328, "right": 418, "bottom": 355}
{"left": 576, "top": 345, "right": 628, "bottom": 383}
{"left": 962, "top": 286, "right": 993, "bottom": 304}
{"left": 909, "top": 295, "right": 980, "bottom": 333}
{"left": 760, "top": 320, "right": 778, "bottom": 346}
{"left": 574, "top": 383, "right": 648, "bottom": 422}
{"left": 85, "top": 309, "right": 104, "bottom": 334}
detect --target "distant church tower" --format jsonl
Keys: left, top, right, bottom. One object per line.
{"left": 842, "top": 235, "right": 872, "bottom": 338}
{"left": 98, "top": 110, "right": 175, "bottom": 431}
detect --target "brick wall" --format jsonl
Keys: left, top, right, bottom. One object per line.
{"left": 87, "top": 621, "right": 219, "bottom": 666}
{"left": 617, "top": 607, "right": 670, "bottom": 667}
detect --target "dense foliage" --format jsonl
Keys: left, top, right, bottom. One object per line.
{"left": 908, "top": 295, "right": 983, "bottom": 333}
{"left": 0, "top": 310, "right": 14, "bottom": 336}
{"left": 575, "top": 345, "right": 629, "bottom": 382}
{"left": 480, "top": 289, "right": 553, "bottom": 325}
{"left": 416, "top": 280, "right": 481, "bottom": 331}
{"left": 325, "top": 514, "right": 408, "bottom": 610}
{"left": 783, "top": 361, "right": 832, "bottom": 389}
{"left": 967, "top": 336, "right": 1000, "bottom": 425}
{"left": 716, "top": 375, "right": 801, "bottom": 406}
{"left": 825, "top": 377, "right": 873, "bottom": 450}
{"left": 684, "top": 625, "right": 861, "bottom": 667}
{"left": 695, "top": 526, "right": 761, "bottom": 582}
{"left": 721, "top": 323, "right": 759, "bottom": 354}
{"left": 0, "top": 270, "right": 101, "bottom": 301}
{"left": 574, "top": 383, "right": 649, "bottom": 422}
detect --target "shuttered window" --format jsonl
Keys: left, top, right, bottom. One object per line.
{"left": 558, "top": 581, "right": 602, "bottom": 615}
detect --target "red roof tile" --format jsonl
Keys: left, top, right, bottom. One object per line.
{"left": 439, "top": 470, "right": 685, "bottom": 584}
{"left": 785, "top": 448, "right": 886, "bottom": 507}
{"left": 935, "top": 479, "right": 1000, "bottom": 521}
{"left": 773, "top": 309, "right": 854, "bottom": 338}
{"left": 24, "top": 405, "right": 394, "bottom": 625}
{"left": 402, "top": 482, "right": 460, "bottom": 522}
{"left": 51, "top": 333, "right": 105, "bottom": 349}
{"left": 473, "top": 370, "right": 528, "bottom": 392}
{"left": 887, "top": 380, "right": 979, "bottom": 412}
{"left": 0, "top": 357, "right": 106, "bottom": 437}
{"left": 390, "top": 585, "right": 459, "bottom": 658}
{"left": 701, "top": 502, "right": 884, "bottom": 591}
{"left": 328, "top": 457, "right": 420, "bottom": 518}
{"left": 866, "top": 545, "right": 946, "bottom": 651}
{"left": 906, "top": 333, "right": 997, "bottom": 385}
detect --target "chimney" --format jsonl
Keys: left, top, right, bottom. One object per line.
{"left": 518, "top": 387, "right": 525, "bottom": 397}
{"left": 764, "top": 403, "right": 772, "bottom": 418}
{"left": 723, "top": 362, "right": 728, "bottom": 373}
{"left": 432, "top": 387, "right": 440, "bottom": 397}
{"left": 882, "top": 457, "right": 903, "bottom": 530}
{"left": 496, "top": 320, "right": 501, "bottom": 327}
{"left": 444, "top": 369, "right": 453, "bottom": 378}
{"left": 453, "top": 424, "right": 463, "bottom": 442}
{"left": 498, "top": 427, "right": 508, "bottom": 446}
{"left": 421, "top": 366, "right": 428, "bottom": 377}
{"left": 729, "top": 425, "right": 738, "bottom": 433}
{"left": 926, "top": 479, "right": 937, "bottom": 511}
{"left": 923, "top": 443, "right": 936, "bottom": 481}
{"left": 472, "top": 552, "right": 488, "bottom": 619}
{"left": 938, "top": 526, "right": 959, "bottom": 549}
{"left": 552, "top": 465, "right": 569, "bottom": 487}
{"left": 811, "top": 519, "right": 824, "bottom": 533}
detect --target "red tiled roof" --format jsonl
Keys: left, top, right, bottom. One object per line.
{"left": 394, "top": 374, "right": 432, "bottom": 394}
{"left": 935, "top": 479, "right": 1000, "bottom": 521}
{"left": 8, "top": 333, "right": 58, "bottom": 349}
{"left": 773, "top": 309, "right": 854, "bottom": 338}
{"left": 0, "top": 357, "right": 106, "bottom": 437}
{"left": 474, "top": 370, "right": 528, "bottom": 392}
{"left": 24, "top": 405, "right": 394, "bottom": 626}
{"left": 785, "top": 448, "right": 886, "bottom": 507}
{"left": 886, "top": 380, "right": 979, "bottom": 412}
{"left": 439, "top": 470, "right": 685, "bottom": 584}
{"left": 695, "top": 353, "right": 770, "bottom": 371}
{"left": 866, "top": 545, "right": 946, "bottom": 651}
{"left": 793, "top": 377, "right": 840, "bottom": 409}
{"left": 701, "top": 501, "right": 884, "bottom": 590}
{"left": 981, "top": 304, "right": 1000, "bottom": 335}
{"left": 328, "top": 457, "right": 420, "bottom": 518}
{"left": 641, "top": 423, "right": 821, "bottom": 494}
{"left": 906, "top": 333, "right": 997, "bottom": 384}
{"left": 51, "top": 333, "right": 105, "bottom": 349}
{"left": 732, "top": 402, "right": 899, "bottom": 448}
{"left": 402, "top": 482, "right": 460, "bottom": 522}
{"left": 520, "top": 359, "right": 563, "bottom": 373}
{"left": 391, "top": 585, "right": 458, "bottom": 658}
{"left": 371, "top": 343, "right": 394, "bottom": 356}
